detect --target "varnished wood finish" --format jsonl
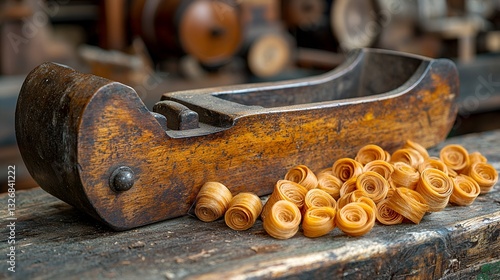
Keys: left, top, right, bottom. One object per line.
{"left": 2, "top": 130, "right": 499, "bottom": 279}
{"left": 16, "top": 49, "right": 459, "bottom": 230}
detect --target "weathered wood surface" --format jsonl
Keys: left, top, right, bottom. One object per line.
{"left": 1, "top": 130, "right": 499, "bottom": 279}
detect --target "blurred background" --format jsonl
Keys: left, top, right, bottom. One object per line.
{"left": 2, "top": 0, "right": 500, "bottom": 192}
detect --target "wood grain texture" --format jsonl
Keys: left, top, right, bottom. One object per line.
{"left": 15, "top": 49, "right": 459, "bottom": 230}
{"left": 1, "top": 130, "right": 499, "bottom": 279}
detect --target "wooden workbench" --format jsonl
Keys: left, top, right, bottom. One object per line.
{"left": 1, "top": 130, "right": 499, "bottom": 279}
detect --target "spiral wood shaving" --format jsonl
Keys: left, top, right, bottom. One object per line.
{"left": 336, "top": 201, "right": 376, "bottom": 237}
{"left": 469, "top": 152, "right": 487, "bottom": 165}
{"left": 404, "top": 140, "right": 430, "bottom": 159}
{"left": 384, "top": 151, "right": 391, "bottom": 162}
{"left": 317, "top": 168, "right": 334, "bottom": 176}
{"left": 303, "top": 189, "right": 337, "bottom": 214}
{"left": 415, "top": 169, "right": 453, "bottom": 212}
{"left": 447, "top": 167, "right": 458, "bottom": 178}
{"left": 262, "top": 200, "right": 301, "bottom": 239}
{"left": 195, "top": 182, "right": 233, "bottom": 222}
{"left": 337, "top": 190, "right": 376, "bottom": 211}
{"left": 418, "top": 157, "right": 449, "bottom": 175}
{"left": 340, "top": 177, "right": 358, "bottom": 197}
{"left": 450, "top": 175, "right": 481, "bottom": 206}
{"left": 337, "top": 190, "right": 366, "bottom": 209}
{"left": 261, "top": 180, "right": 308, "bottom": 220}
{"left": 355, "top": 144, "right": 387, "bottom": 165}
{"left": 355, "top": 196, "right": 377, "bottom": 211}
{"left": 356, "top": 171, "right": 389, "bottom": 203}
{"left": 440, "top": 144, "right": 470, "bottom": 173}
{"left": 463, "top": 152, "right": 488, "bottom": 174}
{"left": 391, "top": 162, "right": 420, "bottom": 189}
{"left": 224, "top": 193, "right": 263, "bottom": 231}
{"left": 376, "top": 198, "right": 404, "bottom": 225}
{"left": 363, "top": 160, "right": 394, "bottom": 180}
{"left": 302, "top": 207, "right": 337, "bottom": 238}
{"left": 386, "top": 181, "right": 397, "bottom": 198}
{"left": 467, "top": 162, "right": 498, "bottom": 194}
{"left": 285, "top": 164, "right": 318, "bottom": 190}
{"left": 317, "top": 172, "right": 342, "bottom": 200}
{"left": 391, "top": 148, "right": 424, "bottom": 169}
{"left": 385, "top": 187, "right": 429, "bottom": 224}
{"left": 332, "top": 158, "right": 363, "bottom": 182}
{"left": 197, "top": 140, "right": 496, "bottom": 239}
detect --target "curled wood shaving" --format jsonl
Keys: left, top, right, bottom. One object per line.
{"left": 195, "top": 182, "right": 232, "bottom": 222}
{"left": 225, "top": 192, "right": 262, "bottom": 231}
{"left": 195, "top": 142, "right": 496, "bottom": 239}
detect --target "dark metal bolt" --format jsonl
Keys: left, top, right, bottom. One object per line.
{"left": 110, "top": 166, "right": 135, "bottom": 192}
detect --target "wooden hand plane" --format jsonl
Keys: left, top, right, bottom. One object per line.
{"left": 15, "top": 49, "right": 458, "bottom": 230}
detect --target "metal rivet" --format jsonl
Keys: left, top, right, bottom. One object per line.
{"left": 110, "top": 166, "right": 135, "bottom": 192}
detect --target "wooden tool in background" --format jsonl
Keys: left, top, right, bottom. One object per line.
{"left": 15, "top": 49, "right": 458, "bottom": 230}
{"left": 131, "top": 0, "right": 243, "bottom": 68}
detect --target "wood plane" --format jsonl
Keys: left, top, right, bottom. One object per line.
{"left": 15, "top": 49, "right": 459, "bottom": 230}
